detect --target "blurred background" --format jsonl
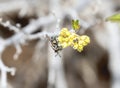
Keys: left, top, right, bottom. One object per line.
{"left": 0, "top": 0, "right": 120, "bottom": 88}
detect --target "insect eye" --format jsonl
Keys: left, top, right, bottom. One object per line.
{"left": 51, "top": 37, "right": 55, "bottom": 40}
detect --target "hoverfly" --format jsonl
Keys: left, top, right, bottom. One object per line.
{"left": 46, "top": 35, "right": 62, "bottom": 57}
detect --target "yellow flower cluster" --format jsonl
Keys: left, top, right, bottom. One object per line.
{"left": 57, "top": 28, "right": 90, "bottom": 52}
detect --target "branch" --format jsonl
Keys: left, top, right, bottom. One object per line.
{"left": 0, "top": 18, "right": 20, "bottom": 33}
{"left": 0, "top": 0, "right": 35, "bottom": 17}
{"left": 0, "top": 54, "right": 16, "bottom": 88}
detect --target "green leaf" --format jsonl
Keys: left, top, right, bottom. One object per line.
{"left": 72, "top": 19, "right": 80, "bottom": 30}
{"left": 106, "top": 14, "right": 120, "bottom": 22}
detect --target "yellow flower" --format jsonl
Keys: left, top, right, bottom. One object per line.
{"left": 57, "top": 28, "right": 90, "bottom": 52}
{"left": 59, "top": 28, "right": 71, "bottom": 37}
{"left": 73, "top": 43, "right": 78, "bottom": 49}
{"left": 57, "top": 36, "right": 63, "bottom": 42}
{"left": 75, "top": 35, "right": 90, "bottom": 52}
{"left": 80, "top": 35, "right": 90, "bottom": 45}
{"left": 77, "top": 45, "right": 83, "bottom": 52}
{"left": 61, "top": 42, "right": 69, "bottom": 48}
